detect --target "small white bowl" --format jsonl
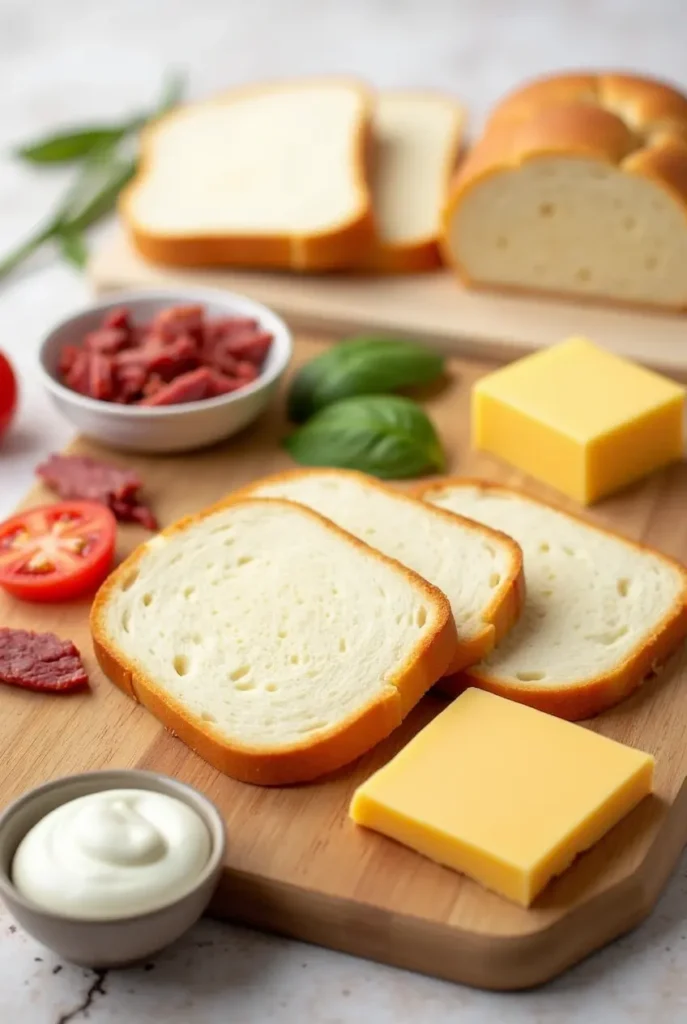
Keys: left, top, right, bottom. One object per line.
{"left": 0, "top": 769, "right": 226, "bottom": 968}
{"left": 38, "top": 287, "right": 293, "bottom": 453}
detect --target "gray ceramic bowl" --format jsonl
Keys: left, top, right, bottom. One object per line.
{"left": 0, "top": 769, "right": 226, "bottom": 968}
{"left": 38, "top": 287, "right": 293, "bottom": 453}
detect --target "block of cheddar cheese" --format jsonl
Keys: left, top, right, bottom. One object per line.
{"left": 350, "top": 688, "right": 654, "bottom": 906}
{"left": 472, "top": 337, "right": 685, "bottom": 504}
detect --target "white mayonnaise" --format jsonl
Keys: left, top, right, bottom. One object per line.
{"left": 12, "top": 788, "right": 211, "bottom": 920}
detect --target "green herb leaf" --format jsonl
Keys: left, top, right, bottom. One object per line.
{"left": 15, "top": 127, "right": 129, "bottom": 165}
{"left": 1, "top": 71, "right": 182, "bottom": 281}
{"left": 0, "top": 221, "right": 56, "bottom": 281}
{"left": 285, "top": 395, "right": 446, "bottom": 479}
{"left": 56, "top": 227, "right": 88, "bottom": 269}
{"left": 56, "top": 142, "right": 137, "bottom": 232}
{"left": 14, "top": 71, "right": 185, "bottom": 165}
{"left": 286, "top": 336, "right": 444, "bottom": 424}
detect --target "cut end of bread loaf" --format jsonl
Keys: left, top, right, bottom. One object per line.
{"left": 362, "top": 93, "right": 465, "bottom": 272}
{"left": 232, "top": 468, "right": 524, "bottom": 674}
{"left": 442, "top": 71, "right": 687, "bottom": 309}
{"left": 90, "top": 498, "right": 456, "bottom": 785}
{"left": 419, "top": 479, "right": 687, "bottom": 720}
{"left": 121, "top": 79, "right": 374, "bottom": 271}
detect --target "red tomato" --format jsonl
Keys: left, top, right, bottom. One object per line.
{"left": 0, "top": 351, "right": 17, "bottom": 440}
{"left": 0, "top": 501, "right": 116, "bottom": 602}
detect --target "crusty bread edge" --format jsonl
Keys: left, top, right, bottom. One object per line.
{"left": 229, "top": 467, "right": 524, "bottom": 674}
{"left": 120, "top": 78, "right": 376, "bottom": 272}
{"left": 440, "top": 71, "right": 687, "bottom": 310}
{"left": 90, "top": 497, "right": 457, "bottom": 786}
{"left": 417, "top": 476, "right": 687, "bottom": 720}
{"left": 359, "top": 91, "right": 467, "bottom": 274}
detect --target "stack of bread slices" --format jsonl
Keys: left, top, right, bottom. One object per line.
{"left": 91, "top": 469, "right": 687, "bottom": 787}
{"left": 121, "top": 79, "right": 465, "bottom": 274}
{"left": 122, "top": 71, "right": 687, "bottom": 311}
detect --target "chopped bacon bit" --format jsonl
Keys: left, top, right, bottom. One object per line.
{"left": 55, "top": 304, "right": 273, "bottom": 406}
{"left": 89, "top": 354, "right": 115, "bottom": 401}
{"left": 206, "top": 370, "right": 245, "bottom": 396}
{"left": 36, "top": 454, "right": 158, "bottom": 531}
{"left": 58, "top": 345, "right": 81, "bottom": 377}
{"left": 64, "top": 350, "right": 91, "bottom": 395}
{"left": 102, "top": 308, "right": 131, "bottom": 332}
{"left": 84, "top": 327, "right": 130, "bottom": 356}
{"left": 111, "top": 499, "right": 159, "bottom": 531}
{"left": 138, "top": 366, "right": 213, "bottom": 407}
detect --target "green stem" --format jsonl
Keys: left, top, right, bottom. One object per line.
{"left": 0, "top": 221, "right": 57, "bottom": 280}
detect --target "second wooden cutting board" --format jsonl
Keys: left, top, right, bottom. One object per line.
{"left": 90, "top": 226, "right": 687, "bottom": 378}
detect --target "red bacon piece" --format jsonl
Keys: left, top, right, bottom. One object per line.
{"left": 56, "top": 305, "right": 274, "bottom": 407}
{"left": 139, "top": 366, "right": 214, "bottom": 407}
{"left": 0, "top": 628, "right": 89, "bottom": 693}
{"left": 84, "top": 327, "right": 130, "bottom": 356}
{"left": 36, "top": 455, "right": 159, "bottom": 532}
{"left": 88, "top": 354, "right": 115, "bottom": 401}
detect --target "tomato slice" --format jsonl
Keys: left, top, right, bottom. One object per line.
{"left": 0, "top": 501, "right": 117, "bottom": 603}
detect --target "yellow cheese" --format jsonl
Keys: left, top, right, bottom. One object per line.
{"left": 350, "top": 688, "right": 653, "bottom": 906}
{"left": 472, "top": 337, "right": 685, "bottom": 503}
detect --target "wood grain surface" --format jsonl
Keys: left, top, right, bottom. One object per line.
{"left": 90, "top": 226, "right": 687, "bottom": 378}
{"left": 2, "top": 336, "right": 687, "bottom": 990}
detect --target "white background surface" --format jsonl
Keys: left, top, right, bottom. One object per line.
{"left": 2, "top": 0, "right": 687, "bottom": 1020}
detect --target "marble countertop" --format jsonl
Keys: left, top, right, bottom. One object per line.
{"left": 2, "top": 0, "right": 687, "bottom": 1019}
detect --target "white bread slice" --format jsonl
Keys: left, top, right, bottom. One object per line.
{"left": 361, "top": 92, "right": 465, "bottom": 272}
{"left": 234, "top": 469, "right": 523, "bottom": 674}
{"left": 90, "top": 498, "right": 456, "bottom": 785}
{"left": 419, "top": 479, "right": 687, "bottom": 719}
{"left": 121, "top": 80, "right": 374, "bottom": 271}
{"left": 442, "top": 72, "right": 687, "bottom": 309}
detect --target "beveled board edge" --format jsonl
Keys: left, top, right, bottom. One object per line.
{"left": 212, "top": 780, "right": 687, "bottom": 990}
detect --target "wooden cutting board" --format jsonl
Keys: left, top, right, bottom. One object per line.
{"left": 4, "top": 336, "right": 687, "bottom": 991}
{"left": 90, "top": 226, "right": 687, "bottom": 378}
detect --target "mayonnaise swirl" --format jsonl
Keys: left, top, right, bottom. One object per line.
{"left": 12, "top": 789, "right": 211, "bottom": 920}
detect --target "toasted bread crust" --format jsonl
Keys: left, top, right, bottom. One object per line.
{"left": 90, "top": 497, "right": 457, "bottom": 785}
{"left": 230, "top": 467, "right": 524, "bottom": 674}
{"left": 120, "top": 79, "right": 376, "bottom": 273}
{"left": 416, "top": 477, "right": 687, "bottom": 720}
{"left": 441, "top": 71, "right": 687, "bottom": 309}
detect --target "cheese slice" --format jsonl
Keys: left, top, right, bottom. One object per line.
{"left": 472, "top": 337, "right": 685, "bottom": 504}
{"left": 350, "top": 688, "right": 654, "bottom": 906}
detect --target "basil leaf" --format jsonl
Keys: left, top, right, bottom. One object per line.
{"left": 285, "top": 395, "right": 445, "bottom": 479}
{"left": 287, "top": 336, "right": 444, "bottom": 423}
{"left": 56, "top": 227, "right": 88, "bottom": 269}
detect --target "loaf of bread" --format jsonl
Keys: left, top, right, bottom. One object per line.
{"left": 441, "top": 72, "right": 687, "bottom": 309}
{"left": 418, "top": 479, "right": 687, "bottom": 719}
{"left": 121, "top": 80, "right": 374, "bottom": 271}
{"left": 234, "top": 469, "right": 523, "bottom": 674}
{"left": 362, "top": 92, "right": 464, "bottom": 272}
{"left": 90, "top": 498, "right": 456, "bottom": 785}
